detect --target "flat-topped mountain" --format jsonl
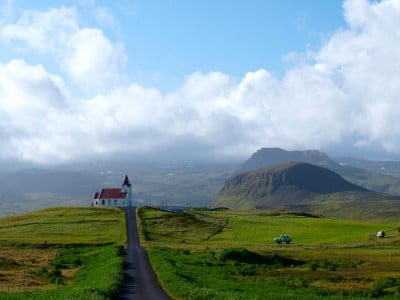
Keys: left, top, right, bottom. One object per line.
{"left": 240, "top": 148, "right": 336, "bottom": 172}
{"left": 238, "top": 148, "right": 400, "bottom": 195}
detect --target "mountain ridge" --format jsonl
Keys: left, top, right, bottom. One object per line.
{"left": 239, "top": 148, "right": 400, "bottom": 195}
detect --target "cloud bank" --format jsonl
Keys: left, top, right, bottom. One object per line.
{"left": 0, "top": 0, "right": 400, "bottom": 164}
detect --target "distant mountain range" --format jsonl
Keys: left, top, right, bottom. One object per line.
{"left": 1, "top": 147, "right": 400, "bottom": 218}
{"left": 215, "top": 161, "right": 400, "bottom": 221}
{"left": 239, "top": 148, "right": 400, "bottom": 195}
{"left": 335, "top": 156, "right": 400, "bottom": 177}
{"left": 0, "top": 162, "right": 234, "bottom": 216}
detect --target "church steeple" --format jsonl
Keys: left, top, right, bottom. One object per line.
{"left": 122, "top": 174, "right": 132, "bottom": 187}
{"left": 122, "top": 175, "right": 133, "bottom": 207}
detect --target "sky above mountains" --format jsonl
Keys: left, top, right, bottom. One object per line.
{"left": 0, "top": 0, "right": 399, "bottom": 164}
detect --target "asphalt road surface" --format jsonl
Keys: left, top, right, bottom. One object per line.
{"left": 114, "top": 207, "right": 171, "bottom": 300}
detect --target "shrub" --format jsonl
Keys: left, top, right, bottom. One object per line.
{"left": 306, "top": 259, "right": 338, "bottom": 271}
{"left": 370, "top": 277, "right": 400, "bottom": 297}
{"left": 220, "top": 248, "right": 303, "bottom": 267}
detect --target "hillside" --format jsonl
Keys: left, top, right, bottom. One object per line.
{"left": 239, "top": 148, "right": 400, "bottom": 195}
{"left": 216, "top": 162, "right": 366, "bottom": 209}
{"left": 0, "top": 207, "right": 125, "bottom": 299}
{"left": 215, "top": 162, "right": 400, "bottom": 220}
{"left": 139, "top": 207, "right": 400, "bottom": 299}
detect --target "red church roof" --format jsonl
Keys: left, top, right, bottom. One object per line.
{"left": 99, "top": 188, "right": 127, "bottom": 199}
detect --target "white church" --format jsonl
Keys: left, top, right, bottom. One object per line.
{"left": 92, "top": 175, "right": 133, "bottom": 207}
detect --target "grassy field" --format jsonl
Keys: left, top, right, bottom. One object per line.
{"left": 0, "top": 207, "right": 125, "bottom": 246}
{"left": 139, "top": 207, "right": 400, "bottom": 299}
{"left": 0, "top": 207, "right": 126, "bottom": 299}
{"left": 205, "top": 210, "right": 399, "bottom": 246}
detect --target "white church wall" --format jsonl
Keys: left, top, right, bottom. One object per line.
{"left": 93, "top": 198, "right": 129, "bottom": 207}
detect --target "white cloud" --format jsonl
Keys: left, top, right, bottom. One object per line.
{"left": 1, "top": 0, "right": 400, "bottom": 164}
{"left": 0, "top": 60, "right": 69, "bottom": 161}
{"left": 0, "top": 6, "right": 125, "bottom": 89}
{"left": 63, "top": 28, "right": 126, "bottom": 87}
{"left": 0, "top": 7, "right": 78, "bottom": 53}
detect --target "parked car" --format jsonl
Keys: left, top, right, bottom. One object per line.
{"left": 274, "top": 234, "right": 292, "bottom": 244}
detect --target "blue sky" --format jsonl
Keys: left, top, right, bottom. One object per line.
{"left": 1, "top": 0, "right": 346, "bottom": 90}
{"left": 1, "top": 0, "right": 400, "bottom": 163}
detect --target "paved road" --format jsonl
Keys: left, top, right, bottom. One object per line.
{"left": 114, "top": 207, "right": 171, "bottom": 300}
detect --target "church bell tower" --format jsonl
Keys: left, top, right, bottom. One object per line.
{"left": 122, "top": 175, "right": 133, "bottom": 206}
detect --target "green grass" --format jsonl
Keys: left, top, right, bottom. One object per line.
{"left": 139, "top": 207, "right": 400, "bottom": 299}
{"left": 147, "top": 247, "right": 374, "bottom": 300}
{"left": 0, "top": 245, "right": 124, "bottom": 300}
{"left": 207, "top": 214, "right": 398, "bottom": 246}
{"left": 0, "top": 207, "right": 126, "bottom": 299}
{"left": 139, "top": 207, "right": 398, "bottom": 246}
{"left": 0, "top": 207, "right": 126, "bottom": 246}
{"left": 138, "top": 207, "right": 224, "bottom": 244}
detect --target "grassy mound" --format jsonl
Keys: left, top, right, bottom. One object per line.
{"left": 0, "top": 207, "right": 126, "bottom": 299}
{"left": 0, "top": 207, "right": 126, "bottom": 246}
{"left": 138, "top": 206, "right": 225, "bottom": 243}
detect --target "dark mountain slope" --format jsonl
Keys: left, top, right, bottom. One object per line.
{"left": 214, "top": 162, "right": 400, "bottom": 220}
{"left": 239, "top": 148, "right": 400, "bottom": 195}
{"left": 215, "top": 162, "right": 367, "bottom": 209}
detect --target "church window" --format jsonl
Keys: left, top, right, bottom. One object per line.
{"left": 101, "top": 199, "right": 105, "bottom": 205}
{"left": 108, "top": 199, "right": 111, "bottom": 205}
{"left": 114, "top": 199, "right": 117, "bottom": 205}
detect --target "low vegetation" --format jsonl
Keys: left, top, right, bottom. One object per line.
{"left": 138, "top": 206, "right": 225, "bottom": 244}
{"left": 0, "top": 207, "right": 125, "bottom": 246}
{"left": 0, "top": 207, "right": 126, "bottom": 299}
{"left": 139, "top": 206, "right": 400, "bottom": 299}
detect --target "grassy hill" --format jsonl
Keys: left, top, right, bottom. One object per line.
{"left": 214, "top": 162, "right": 400, "bottom": 221}
{"left": 0, "top": 207, "right": 125, "bottom": 300}
{"left": 139, "top": 207, "right": 400, "bottom": 299}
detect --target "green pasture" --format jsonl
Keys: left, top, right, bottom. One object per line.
{"left": 139, "top": 207, "right": 399, "bottom": 247}
{"left": 139, "top": 207, "right": 400, "bottom": 299}
{"left": 208, "top": 214, "right": 398, "bottom": 246}
{"left": 0, "top": 245, "right": 124, "bottom": 300}
{"left": 0, "top": 207, "right": 126, "bottom": 246}
{"left": 0, "top": 207, "right": 126, "bottom": 299}
{"left": 138, "top": 207, "right": 223, "bottom": 244}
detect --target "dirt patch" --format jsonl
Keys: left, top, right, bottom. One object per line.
{"left": 0, "top": 248, "right": 57, "bottom": 292}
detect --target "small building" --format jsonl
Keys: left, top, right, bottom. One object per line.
{"left": 92, "top": 175, "right": 133, "bottom": 207}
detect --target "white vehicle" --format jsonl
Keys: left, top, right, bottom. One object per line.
{"left": 377, "top": 231, "right": 385, "bottom": 238}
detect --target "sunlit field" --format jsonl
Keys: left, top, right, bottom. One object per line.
{"left": 139, "top": 207, "right": 400, "bottom": 299}
{"left": 0, "top": 207, "right": 126, "bottom": 299}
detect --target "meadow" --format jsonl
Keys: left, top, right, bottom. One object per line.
{"left": 139, "top": 207, "right": 400, "bottom": 299}
{"left": 0, "top": 207, "right": 126, "bottom": 299}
